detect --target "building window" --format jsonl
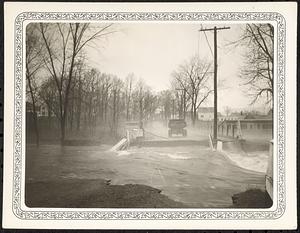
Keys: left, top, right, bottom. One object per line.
{"left": 263, "top": 123, "right": 272, "bottom": 129}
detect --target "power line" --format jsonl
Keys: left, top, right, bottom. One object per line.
{"left": 203, "top": 31, "right": 214, "bottom": 58}
{"left": 197, "top": 31, "right": 200, "bottom": 58}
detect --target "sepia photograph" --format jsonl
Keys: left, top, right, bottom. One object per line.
{"left": 25, "top": 22, "right": 274, "bottom": 208}
{"left": 2, "top": 2, "right": 297, "bottom": 229}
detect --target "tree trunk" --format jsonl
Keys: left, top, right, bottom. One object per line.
{"left": 32, "top": 103, "right": 39, "bottom": 147}
{"left": 112, "top": 90, "right": 117, "bottom": 136}
{"left": 27, "top": 75, "right": 40, "bottom": 147}
{"left": 139, "top": 98, "right": 143, "bottom": 122}
{"left": 126, "top": 97, "right": 130, "bottom": 121}
{"left": 61, "top": 115, "right": 66, "bottom": 144}
{"left": 104, "top": 98, "right": 108, "bottom": 123}
{"left": 88, "top": 95, "right": 93, "bottom": 132}
{"left": 191, "top": 102, "right": 197, "bottom": 127}
{"left": 76, "top": 77, "right": 82, "bottom": 132}
{"left": 48, "top": 107, "right": 51, "bottom": 129}
{"left": 70, "top": 89, "right": 74, "bottom": 131}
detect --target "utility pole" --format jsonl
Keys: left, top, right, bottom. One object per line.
{"left": 199, "top": 26, "right": 230, "bottom": 144}
{"left": 183, "top": 89, "right": 186, "bottom": 120}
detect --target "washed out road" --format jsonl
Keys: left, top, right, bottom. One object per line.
{"left": 26, "top": 143, "right": 265, "bottom": 208}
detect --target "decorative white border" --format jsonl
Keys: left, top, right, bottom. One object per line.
{"left": 13, "top": 12, "right": 286, "bottom": 220}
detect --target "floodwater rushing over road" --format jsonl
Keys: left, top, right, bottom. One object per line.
{"left": 26, "top": 144, "right": 265, "bottom": 208}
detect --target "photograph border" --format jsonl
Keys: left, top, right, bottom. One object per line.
{"left": 13, "top": 11, "right": 285, "bottom": 220}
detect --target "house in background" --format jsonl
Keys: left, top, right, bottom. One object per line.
{"left": 218, "top": 110, "right": 273, "bottom": 139}
{"left": 198, "top": 107, "right": 222, "bottom": 121}
{"left": 26, "top": 101, "right": 53, "bottom": 117}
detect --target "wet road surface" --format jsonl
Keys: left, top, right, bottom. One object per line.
{"left": 26, "top": 143, "right": 265, "bottom": 208}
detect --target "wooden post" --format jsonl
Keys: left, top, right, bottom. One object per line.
{"left": 213, "top": 26, "right": 218, "bottom": 143}
{"left": 199, "top": 26, "right": 230, "bottom": 145}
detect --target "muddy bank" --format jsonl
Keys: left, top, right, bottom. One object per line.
{"left": 25, "top": 179, "right": 184, "bottom": 208}
{"left": 231, "top": 189, "right": 272, "bottom": 208}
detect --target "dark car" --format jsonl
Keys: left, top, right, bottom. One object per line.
{"left": 168, "top": 119, "right": 187, "bottom": 137}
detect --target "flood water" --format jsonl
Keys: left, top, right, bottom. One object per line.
{"left": 26, "top": 144, "right": 265, "bottom": 208}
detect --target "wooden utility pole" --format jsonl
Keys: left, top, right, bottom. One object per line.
{"left": 199, "top": 26, "right": 230, "bottom": 143}
{"left": 183, "top": 89, "right": 186, "bottom": 120}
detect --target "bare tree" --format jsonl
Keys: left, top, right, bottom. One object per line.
{"left": 172, "top": 56, "right": 213, "bottom": 126}
{"left": 132, "top": 79, "right": 150, "bottom": 122}
{"left": 171, "top": 80, "right": 190, "bottom": 120}
{"left": 100, "top": 73, "right": 113, "bottom": 123}
{"left": 124, "top": 73, "right": 135, "bottom": 121}
{"left": 236, "top": 24, "right": 274, "bottom": 105}
{"left": 223, "top": 106, "right": 232, "bottom": 117}
{"left": 39, "top": 23, "right": 115, "bottom": 144}
{"left": 158, "top": 90, "right": 173, "bottom": 121}
{"left": 143, "top": 90, "right": 158, "bottom": 121}
{"left": 26, "top": 24, "right": 45, "bottom": 146}
{"left": 39, "top": 77, "right": 59, "bottom": 128}
{"left": 108, "top": 77, "right": 124, "bottom": 137}
{"left": 84, "top": 68, "right": 99, "bottom": 132}
{"left": 72, "top": 59, "right": 85, "bottom": 132}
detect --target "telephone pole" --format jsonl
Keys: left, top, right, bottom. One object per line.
{"left": 199, "top": 26, "right": 230, "bottom": 144}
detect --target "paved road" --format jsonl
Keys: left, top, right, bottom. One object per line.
{"left": 144, "top": 121, "right": 209, "bottom": 141}
{"left": 26, "top": 143, "right": 265, "bottom": 208}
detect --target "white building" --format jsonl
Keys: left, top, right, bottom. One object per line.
{"left": 198, "top": 107, "right": 222, "bottom": 121}
{"left": 26, "top": 101, "right": 53, "bottom": 117}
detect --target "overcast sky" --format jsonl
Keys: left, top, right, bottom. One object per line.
{"left": 85, "top": 23, "right": 269, "bottom": 113}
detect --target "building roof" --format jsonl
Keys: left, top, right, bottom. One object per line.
{"left": 244, "top": 113, "right": 272, "bottom": 120}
